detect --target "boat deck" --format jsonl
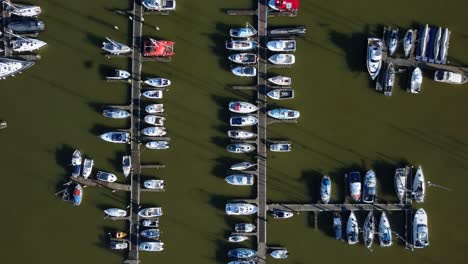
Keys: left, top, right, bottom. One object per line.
{"left": 1, "top": 1, "right": 12, "bottom": 57}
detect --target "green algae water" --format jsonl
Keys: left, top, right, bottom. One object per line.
{"left": 1, "top": 0, "right": 468, "bottom": 263}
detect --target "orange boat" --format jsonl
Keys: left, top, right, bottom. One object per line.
{"left": 109, "top": 231, "right": 127, "bottom": 239}
{"left": 143, "top": 38, "right": 175, "bottom": 57}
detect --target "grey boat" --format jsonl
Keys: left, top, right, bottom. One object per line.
{"left": 7, "top": 19, "right": 45, "bottom": 33}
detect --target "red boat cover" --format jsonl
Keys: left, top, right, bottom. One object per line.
{"left": 274, "top": 0, "right": 299, "bottom": 11}
{"left": 73, "top": 189, "right": 81, "bottom": 196}
{"left": 144, "top": 39, "right": 175, "bottom": 57}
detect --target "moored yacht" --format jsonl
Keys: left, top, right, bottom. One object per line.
{"left": 384, "top": 62, "right": 395, "bottom": 96}
{"left": 104, "top": 208, "right": 127, "bottom": 217}
{"left": 232, "top": 66, "right": 257, "bottom": 77}
{"left": 102, "top": 38, "right": 131, "bottom": 55}
{"left": 388, "top": 28, "right": 399, "bottom": 56}
{"left": 230, "top": 115, "right": 258, "bottom": 126}
{"left": 271, "top": 210, "right": 293, "bottom": 219}
{"left": 139, "top": 207, "right": 163, "bottom": 218}
{"left": 228, "top": 235, "right": 249, "bottom": 243}
{"left": 142, "top": 219, "right": 159, "bottom": 227}
{"left": 226, "top": 143, "right": 255, "bottom": 154}
{"left": 7, "top": 19, "right": 44, "bottom": 33}
{"left": 82, "top": 159, "right": 94, "bottom": 178}
{"left": 225, "top": 203, "right": 258, "bottom": 215}
{"left": 144, "top": 179, "right": 164, "bottom": 190}
{"left": 347, "top": 212, "right": 359, "bottom": 245}
{"left": 141, "top": 229, "right": 160, "bottom": 239}
{"left": 394, "top": 166, "right": 408, "bottom": 203}
{"left": 235, "top": 223, "right": 256, "bottom": 233}
{"left": 230, "top": 23, "right": 257, "bottom": 38}
{"left": 71, "top": 150, "right": 82, "bottom": 177}
{"left": 229, "top": 101, "right": 258, "bottom": 114}
{"left": 320, "top": 176, "right": 331, "bottom": 204}
{"left": 11, "top": 38, "right": 47, "bottom": 52}
{"left": 230, "top": 162, "right": 256, "bottom": 171}
{"left": 413, "top": 208, "right": 429, "bottom": 248}
{"left": 403, "top": 29, "right": 414, "bottom": 57}
{"left": 363, "top": 170, "right": 376, "bottom": 203}
{"left": 412, "top": 166, "right": 425, "bottom": 203}
{"left": 97, "top": 171, "right": 117, "bottom": 183}
{"left": 379, "top": 212, "right": 392, "bottom": 247}
{"left": 410, "top": 67, "right": 423, "bottom": 94}
{"left": 122, "top": 155, "right": 131, "bottom": 177}
{"left": 433, "top": 27, "right": 442, "bottom": 61}
{"left": 419, "top": 24, "right": 430, "bottom": 58}
{"left": 225, "top": 39, "right": 258, "bottom": 51}
{"left": 267, "top": 40, "right": 296, "bottom": 52}
{"left": 267, "top": 88, "right": 294, "bottom": 100}
{"left": 227, "top": 130, "right": 257, "bottom": 140}
{"left": 142, "top": 127, "right": 166, "bottom": 137}
{"left": 439, "top": 28, "right": 450, "bottom": 62}
{"left": 333, "top": 212, "right": 342, "bottom": 240}
{"left": 144, "top": 115, "right": 165, "bottom": 126}
{"left": 434, "top": 71, "right": 468, "bottom": 85}
{"left": 228, "top": 53, "right": 258, "bottom": 64}
{"left": 139, "top": 241, "right": 164, "bottom": 251}
{"left": 73, "top": 184, "right": 83, "bottom": 206}
{"left": 268, "top": 54, "right": 295, "bottom": 65}
{"left": 363, "top": 211, "right": 375, "bottom": 248}
{"left": 268, "top": 75, "right": 291, "bottom": 86}
{"left": 105, "top": 69, "right": 131, "bottom": 80}
{"left": 0, "top": 58, "right": 34, "bottom": 79}
{"left": 145, "top": 78, "right": 171, "bottom": 87}
{"left": 110, "top": 241, "right": 128, "bottom": 250}
{"left": 145, "top": 104, "right": 164, "bottom": 113}
{"left": 100, "top": 132, "right": 130, "bottom": 144}
{"left": 225, "top": 174, "right": 254, "bottom": 186}
{"left": 366, "top": 38, "right": 383, "bottom": 80}
{"left": 102, "top": 108, "right": 130, "bottom": 119}
{"left": 269, "top": 143, "right": 291, "bottom": 152}
{"left": 227, "top": 248, "right": 257, "bottom": 259}
{"left": 146, "top": 141, "right": 170, "bottom": 150}
{"left": 267, "top": 108, "right": 300, "bottom": 120}
{"left": 270, "top": 249, "right": 288, "bottom": 259}
{"left": 142, "top": 0, "right": 176, "bottom": 11}
{"left": 142, "top": 90, "right": 163, "bottom": 99}
{"left": 349, "top": 171, "right": 361, "bottom": 202}
{"left": 7, "top": 3, "right": 42, "bottom": 17}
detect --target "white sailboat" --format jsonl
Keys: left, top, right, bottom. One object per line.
{"left": 82, "top": 159, "right": 94, "bottom": 178}
{"left": 11, "top": 37, "right": 47, "bottom": 52}
{"left": 122, "top": 155, "right": 131, "bottom": 177}
{"left": 225, "top": 174, "right": 254, "bottom": 186}
{"left": 225, "top": 203, "right": 258, "bottom": 215}
{"left": 433, "top": 27, "right": 442, "bottom": 61}
{"left": 268, "top": 75, "right": 291, "bottom": 86}
{"left": 102, "top": 38, "right": 131, "bottom": 55}
{"left": 403, "top": 29, "right": 414, "bottom": 57}
{"left": 320, "top": 176, "right": 331, "bottom": 204}
{"left": 5, "top": 2, "right": 42, "bottom": 17}
{"left": 412, "top": 166, "right": 425, "bottom": 203}
{"left": 419, "top": 24, "right": 429, "bottom": 58}
{"left": 230, "top": 162, "right": 256, "bottom": 171}
{"left": 347, "top": 212, "right": 359, "bottom": 245}
{"left": 363, "top": 211, "right": 375, "bottom": 248}
{"left": 227, "top": 130, "right": 257, "bottom": 140}
{"left": 394, "top": 167, "right": 408, "bottom": 202}
{"left": 229, "top": 101, "right": 258, "bottom": 114}
{"left": 146, "top": 141, "right": 170, "bottom": 150}
{"left": 0, "top": 58, "right": 34, "bottom": 79}
{"left": 367, "top": 38, "right": 383, "bottom": 80}
{"left": 379, "top": 212, "right": 392, "bottom": 247}
{"left": 268, "top": 54, "right": 295, "bottom": 65}
{"left": 439, "top": 28, "right": 450, "bottom": 62}
{"left": 413, "top": 208, "right": 429, "bottom": 248}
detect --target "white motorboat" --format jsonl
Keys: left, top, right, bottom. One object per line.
{"left": 102, "top": 108, "right": 130, "bottom": 119}
{"left": 7, "top": 3, "right": 42, "bottom": 17}
{"left": 104, "top": 208, "right": 127, "bottom": 217}
{"left": 227, "top": 130, "right": 257, "bottom": 140}
{"left": 225, "top": 174, "right": 254, "bottom": 186}
{"left": 269, "top": 143, "right": 291, "bottom": 152}
{"left": 434, "top": 71, "right": 468, "bottom": 85}
{"left": 228, "top": 235, "right": 249, "bottom": 243}
{"left": 349, "top": 171, "right": 361, "bottom": 202}
{"left": 232, "top": 66, "right": 257, "bottom": 77}
{"left": 229, "top": 260, "right": 256, "bottom": 264}
{"left": 110, "top": 241, "right": 128, "bottom": 250}
{"left": 82, "top": 159, "right": 94, "bottom": 178}
{"left": 271, "top": 210, "right": 293, "bottom": 219}
{"left": 145, "top": 104, "right": 164, "bottom": 113}
{"left": 227, "top": 248, "right": 257, "bottom": 259}
{"left": 267, "top": 88, "right": 294, "bottom": 100}
{"left": 413, "top": 208, "right": 429, "bottom": 248}
{"left": 433, "top": 27, "right": 442, "bottom": 60}
{"left": 122, "top": 155, "right": 131, "bottom": 177}
{"left": 363, "top": 170, "right": 377, "bottom": 204}
{"left": 347, "top": 212, "right": 359, "bottom": 245}
{"left": 403, "top": 29, "right": 413, "bottom": 57}
{"left": 410, "top": 67, "right": 423, "bottom": 94}
{"left": 267, "top": 40, "right": 296, "bottom": 52}
{"left": 439, "top": 28, "right": 450, "bottom": 62}
{"left": 142, "top": 90, "right": 163, "bottom": 99}
{"left": 102, "top": 37, "right": 131, "bottom": 54}
{"left": 363, "top": 211, "right": 375, "bottom": 249}
{"left": 0, "top": 58, "right": 34, "bottom": 79}
{"left": 412, "top": 165, "right": 425, "bottom": 203}
{"left": 144, "top": 115, "right": 165, "bottom": 126}
{"left": 268, "top": 54, "right": 295, "bottom": 65}
{"left": 105, "top": 69, "right": 131, "bottom": 80}
{"left": 384, "top": 62, "right": 395, "bottom": 96}
{"left": 71, "top": 150, "right": 82, "bottom": 177}
{"left": 267, "top": 108, "right": 300, "bottom": 120}
{"left": 146, "top": 141, "right": 170, "bottom": 150}
{"left": 228, "top": 53, "right": 258, "bottom": 64}
{"left": 225, "top": 203, "right": 258, "bottom": 215}
{"left": 366, "top": 38, "right": 383, "bottom": 80}
{"left": 320, "top": 176, "right": 331, "bottom": 204}
{"left": 139, "top": 207, "right": 163, "bottom": 218}
{"left": 142, "top": 219, "right": 159, "bottom": 227}
{"left": 394, "top": 167, "right": 408, "bottom": 203}
{"left": 234, "top": 223, "right": 256, "bottom": 233}
{"left": 271, "top": 249, "right": 288, "bottom": 259}
{"left": 230, "top": 162, "right": 256, "bottom": 171}
{"left": 140, "top": 229, "right": 160, "bottom": 239}
{"left": 388, "top": 28, "right": 399, "bottom": 56}
{"left": 226, "top": 143, "right": 256, "bottom": 154}
{"left": 100, "top": 132, "right": 130, "bottom": 144}
{"left": 229, "top": 101, "right": 258, "bottom": 114}
{"left": 144, "top": 179, "right": 164, "bottom": 190}
{"left": 225, "top": 40, "right": 258, "bottom": 51}
{"left": 379, "top": 212, "right": 392, "bottom": 247}
{"left": 145, "top": 78, "right": 171, "bottom": 87}
{"left": 142, "top": 127, "right": 166, "bottom": 137}
{"left": 97, "top": 171, "right": 117, "bottom": 183}
{"left": 230, "top": 116, "right": 258, "bottom": 126}
{"left": 142, "top": 0, "right": 176, "bottom": 11}
{"left": 268, "top": 75, "right": 291, "bottom": 86}
{"left": 11, "top": 38, "right": 47, "bottom": 52}
{"left": 419, "top": 24, "right": 429, "bottom": 58}
{"left": 139, "top": 242, "right": 164, "bottom": 252}
{"left": 230, "top": 23, "right": 257, "bottom": 38}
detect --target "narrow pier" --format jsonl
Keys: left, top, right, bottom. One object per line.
{"left": 70, "top": 177, "right": 131, "bottom": 191}
{"left": 267, "top": 203, "right": 411, "bottom": 212}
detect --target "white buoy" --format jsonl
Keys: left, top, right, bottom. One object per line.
{"left": 129, "top": 16, "right": 133, "bottom": 20}
{"left": 155, "top": 26, "right": 160, "bottom": 31}
{"left": 114, "top": 25, "right": 119, "bottom": 30}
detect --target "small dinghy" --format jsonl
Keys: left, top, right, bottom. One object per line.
{"left": 97, "top": 171, "right": 117, "bottom": 183}
{"left": 225, "top": 203, "right": 258, "bottom": 215}
{"left": 227, "top": 248, "right": 257, "bottom": 259}
{"left": 363, "top": 170, "right": 377, "bottom": 203}
{"left": 267, "top": 88, "right": 294, "bottom": 100}
{"left": 228, "top": 53, "right": 257, "bottom": 64}
{"left": 225, "top": 40, "right": 258, "bottom": 51}
{"left": 271, "top": 210, "right": 293, "bottom": 219}
{"left": 100, "top": 132, "right": 130, "bottom": 144}
{"left": 363, "top": 211, "right": 375, "bottom": 248}
{"left": 226, "top": 143, "right": 256, "bottom": 154}
{"left": 11, "top": 38, "right": 47, "bottom": 52}
{"left": 104, "top": 208, "right": 127, "bottom": 217}
{"left": 139, "top": 242, "right": 164, "bottom": 252}
{"left": 367, "top": 38, "right": 383, "bottom": 80}
{"left": 229, "top": 101, "right": 258, "bottom": 114}
{"left": 146, "top": 141, "right": 170, "bottom": 150}
{"left": 267, "top": 108, "right": 300, "bottom": 120}
{"left": 413, "top": 208, "right": 429, "bottom": 248}
{"left": 268, "top": 75, "right": 291, "bottom": 86}
{"left": 394, "top": 166, "right": 408, "bottom": 203}
{"left": 349, "top": 171, "right": 361, "bottom": 202}
{"left": 232, "top": 66, "right": 257, "bottom": 77}
{"left": 73, "top": 184, "right": 83, "bottom": 206}
{"left": 142, "top": 127, "right": 166, "bottom": 137}
{"left": 102, "top": 108, "right": 130, "bottom": 119}
{"left": 110, "top": 241, "right": 128, "bottom": 250}
{"left": 142, "top": 90, "right": 163, "bottom": 99}
{"left": 122, "top": 155, "right": 131, "bottom": 177}
{"left": 439, "top": 28, "right": 450, "bottom": 62}
{"left": 379, "top": 212, "right": 392, "bottom": 247}
{"left": 230, "top": 23, "right": 257, "bottom": 38}
{"left": 145, "top": 104, "right": 164, "bottom": 113}
{"left": 144, "top": 179, "right": 164, "bottom": 190}
{"left": 225, "top": 174, "right": 254, "bottom": 186}
{"left": 412, "top": 166, "right": 425, "bottom": 203}
{"left": 269, "top": 143, "right": 291, "bottom": 152}
{"left": 410, "top": 67, "right": 423, "bottom": 94}
{"left": 388, "top": 28, "right": 399, "bottom": 56}
{"left": 140, "top": 229, "right": 160, "bottom": 239}
{"left": 228, "top": 235, "right": 249, "bottom": 243}
{"left": 230, "top": 116, "right": 258, "bottom": 126}
{"left": 144, "top": 115, "right": 165, "bottom": 126}
{"left": 403, "top": 29, "right": 414, "bottom": 57}
{"left": 142, "top": 219, "right": 159, "bottom": 227}
{"left": 320, "top": 176, "right": 331, "bottom": 204}
{"left": 230, "top": 162, "right": 256, "bottom": 171}
{"left": 271, "top": 249, "right": 288, "bottom": 259}
{"left": 145, "top": 78, "right": 171, "bottom": 88}
{"left": 347, "top": 212, "right": 359, "bottom": 245}
{"left": 102, "top": 37, "right": 131, "bottom": 55}
{"left": 106, "top": 69, "right": 131, "bottom": 80}
{"left": 384, "top": 62, "right": 395, "bottom": 96}
{"left": 109, "top": 231, "right": 127, "bottom": 239}
{"left": 82, "top": 159, "right": 94, "bottom": 178}
{"left": 139, "top": 207, "right": 163, "bottom": 218}
{"left": 227, "top": 130, "right": 257, "bottom": 140}
{"left": 433, "top": 27, "right": 442, "bottom": 61}
{"left": 333, "top": 212, "right": 342, "bottom": 240}
{"left": 268, "top": 54, "right": 295, "bottom": 65}
{"left": 267, "top": 40, "right": 296, "bottom": 52}
{"left": 71, "top": 150, "right": 82, "bottom": 177}
{"left": 234, "top": 223, "right": 256, "bottom": 233}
